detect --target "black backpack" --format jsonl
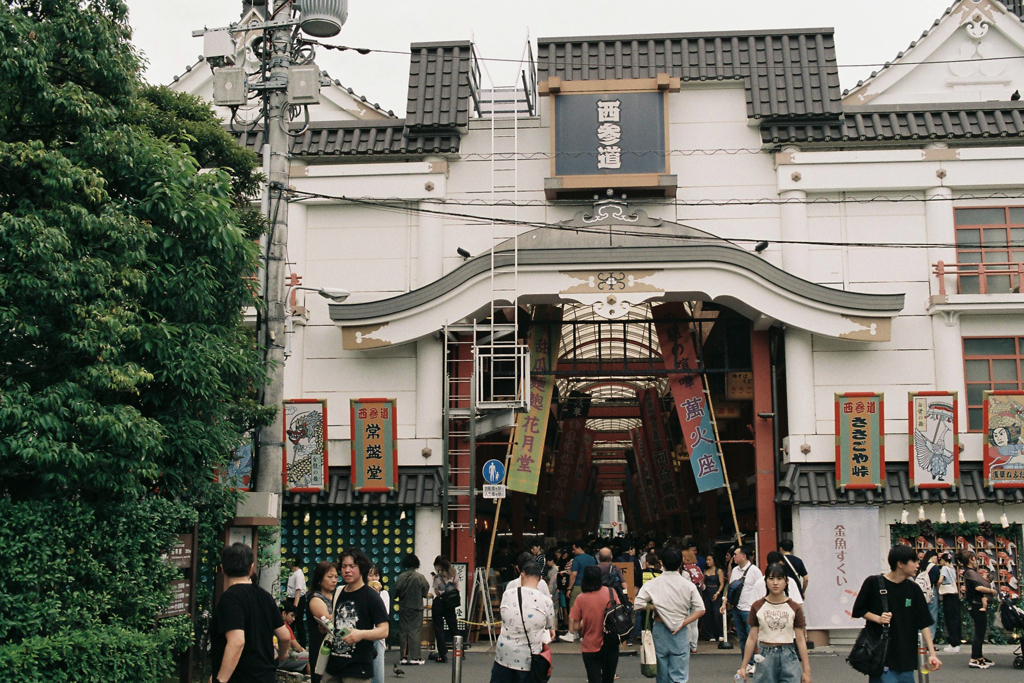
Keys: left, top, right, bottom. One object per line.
{"left": 603, "top": 586, "right": 634, "bottom": 637}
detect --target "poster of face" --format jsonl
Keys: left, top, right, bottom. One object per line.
{"left": 984, "top": 391, "right": 1024, "bottom": 488}
{"left": 909, "top": 392, "right": 958, "bottom": 489}
{"left": 893, "top": 528, "right": 1020, "bottom": 600}
{"left": 283, "top": 399, "right": 328, "bottom": 493}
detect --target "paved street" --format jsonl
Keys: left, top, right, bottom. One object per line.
{"left": 383, "top": 644, "right": 1024, "bottom": 682}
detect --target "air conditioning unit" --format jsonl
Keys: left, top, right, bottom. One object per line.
{"left": 213, "top": 67, "right": 247, "bottom": 107}
{"left": 297, "top": 0, "right": 348, "bottom": 38}
{"left": 287, "top": 65, "right": 321, "bottom": 105}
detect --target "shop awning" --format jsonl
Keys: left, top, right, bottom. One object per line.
{"left": 284, "top": 466, "right": 442, "bottom": 506}
{"left": 777, "top": 462, "right": 1024, "bottom": 505}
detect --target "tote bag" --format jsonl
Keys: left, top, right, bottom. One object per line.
{"left": 640, "top": 607, "right": 657, "bottom": 679}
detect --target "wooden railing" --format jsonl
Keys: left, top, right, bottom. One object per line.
{"left": 934, "top": 260, "right": 1024, "bottom": 295}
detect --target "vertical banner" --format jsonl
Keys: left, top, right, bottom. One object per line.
{"left": 835, "top": 393, "right": 885, "bottom": 491}
{"left": 630, "top": 426, "right": 661, "bottom": 522}
{"left": 799, "top": 507, "right": 881, "bottom": 630}
{"left": 544, "top": 393, "right": 591, "bottom": 516}
{"left": 909, "top": 392, "right": 958, "bottom": 489}
{"left": 508, "top": 308, "right": 562, "bottom": 494}
{"left": 636, "top": 387, "right": 681, "bottom": 514}
{"left": 565, "top": 429, "right": 595, "bottom": 523}
{"left": 218, "top": 430, "right": 254, "bottom": 491}
{"left": 350, "top": 398, "right": 398, "bottom": 493}
{"left": 984, "top": 391, "right": 1024, "bottom": 487}
{"left": 652, "top": 304, "right": 727, "bottom": 493}
{"left": 283, "top": 399, "right": 328, "bottom": 493}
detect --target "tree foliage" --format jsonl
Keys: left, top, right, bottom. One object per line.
{"left": 0, "top": 1, "right": 273, "bottom": 678}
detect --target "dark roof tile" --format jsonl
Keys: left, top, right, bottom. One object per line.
{"left": 406, "top": 41, "right": 480, "bottom": 131}
{"left": 286, "top": 466, "right": 442, "bottom": 506}
{"left": 234, "top": 119, "right": 460, "bottom": 157}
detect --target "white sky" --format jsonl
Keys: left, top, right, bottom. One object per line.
{"left": 126, "top": 0, "right": 957, "bottom": 116}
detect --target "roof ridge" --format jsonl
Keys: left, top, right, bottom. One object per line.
{"left": 537, "top": 27, "right": 836, "bottom": 44}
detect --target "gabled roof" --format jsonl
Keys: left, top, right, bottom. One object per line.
{"left": 536, "top": 29, "right": 843, "bottom": 121}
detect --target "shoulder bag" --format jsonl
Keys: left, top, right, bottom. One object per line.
{"left": 517, "top": 588, "right": 552, "bottom": 683}
{"left": 603, "top": 586, "right": 634, "bottom": 637}
{"left": 847, "top": 575, "right": 890, "bottom": 676}
{"left": 727, "top": 565, "right": 751, "bottom": 608}
{"left": 640, "top": 606, "right": 657, "bottom": 679}
{"left": 781, "top": 555, "right": 804, "bottom": 600}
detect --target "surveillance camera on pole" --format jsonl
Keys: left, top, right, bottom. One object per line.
{"left": 192, "top": 0, "right": 348, "bottom": 593}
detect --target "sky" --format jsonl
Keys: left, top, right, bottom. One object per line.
{"left": 126, "top": 0, "right": 958, "bottom": 116}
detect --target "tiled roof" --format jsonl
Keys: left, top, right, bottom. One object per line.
{"left": 777, "top": 462, "right": 1024, "bottom": 505}
{"left": 285, "top": 466, "right": 442, "bottom": 506}
{"left": 405, "top": 41, "right": 480, "bottom": 130}
{"left": 536, "top": 30, "right": 843, "bottom": 121}
{"left": 761, "top": 105, "right": 1024, "bottom": 144}
{"left": 234, "top": 120, "right": 460, "bottom": 156}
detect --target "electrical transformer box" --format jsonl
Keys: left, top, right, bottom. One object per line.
{"left": 287, "top": 65, "right": 321, "bottom": 105}
{"left": 213, "top": 67, "right": 247, "bottom": 107}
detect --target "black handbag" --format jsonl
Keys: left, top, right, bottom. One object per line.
{"left": 847, "top": 575, "right": 890, "bottom": 676}
{"left": 518, "top": 588, "right": 552, "bottom": 683}
{"left": 603, "top": 587, "right": 634, "bottom": 637}
{"left": 727, "top": 565, "right": 751, "bottom": 607}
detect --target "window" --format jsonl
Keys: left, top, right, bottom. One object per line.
{"left": 963, "top": 337, "right": 1024, "bottom": 431}
{"left": 954, "top": 207, "right": 1024, "bottom": 294}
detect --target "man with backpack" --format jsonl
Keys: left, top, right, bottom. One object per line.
{"left": 634, "top": 547, "right": 705, "bottom": 683}
{"left": 597, "top": 547, "right": 627, "bottom": 594}
{"left": 721, "top": 546, "right": 764, "bottom": 657}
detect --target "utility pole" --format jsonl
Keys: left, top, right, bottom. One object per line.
{"left": 196, "top": 0, "right": 347, "bottom": 595}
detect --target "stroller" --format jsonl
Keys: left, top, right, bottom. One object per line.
{"left": 999, "top": 592, "right": 1024, "bottom": 669}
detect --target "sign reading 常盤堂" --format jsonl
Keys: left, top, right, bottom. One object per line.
{"left": 835, "top": 393, "right": 884, "bottom": 490}
{"left": 350, "top": 398, "right": 397, "bottom": 493}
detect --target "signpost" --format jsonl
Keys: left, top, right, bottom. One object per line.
{"left": 482, "top": 460, "right": 506, "bottom": 499}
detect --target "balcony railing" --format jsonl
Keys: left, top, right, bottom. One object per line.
{"left": 933, "top": 260, "right": 1024, "bottom": 295}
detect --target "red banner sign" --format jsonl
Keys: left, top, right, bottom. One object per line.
{"left": 636, "top": 387, "right": 681, "bottom": 515}
{"left": 545, "top": 416, "right": 588, "bottom": 517}
{"left": 630, "top": 426, "right": 661, "bottom": 522}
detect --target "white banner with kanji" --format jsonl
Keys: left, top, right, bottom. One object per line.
{"left": 799, "top": 506, "right": 881, "bottom": 630}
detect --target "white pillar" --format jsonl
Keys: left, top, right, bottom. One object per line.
{"left": 785, "top": 327, "right": 816, "bottom": 455}
{"left": 417, "top": 200, "right": 444, "bottom": 286}
{"left": 925, "top": 185, "right": 966, "bottom": 423}
{"left": 780, "top": 188, "right": 809, "bottom": 278}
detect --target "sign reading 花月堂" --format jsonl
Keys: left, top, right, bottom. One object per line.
{"left": 554, "top": 92, "right": 667, "bottom": 177}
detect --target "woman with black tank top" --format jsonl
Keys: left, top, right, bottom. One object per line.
{"left": 306, "top": 561, "right": 339, "bottom": 683}
{"left": 702, "top": 554, "right": 725, "bottom": 642}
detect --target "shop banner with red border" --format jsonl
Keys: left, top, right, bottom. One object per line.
{"left": 350, "top": 398, "right": 398, "bottom": 493}
{"left": 508, "top": 307, "right": 562, "bottom": 494}
{"left": 835, "top": 393, "right": 884, "bottom": 491}
{"left": 984, "top": 391, "right": 1024, "bottom": 488}
{"left": 636, "top": 386, "right": 682, "bottom": 514}
{"left": 283, "top": 399, "right": 329, "bottom": 493}
{"left": 909, "top": 391, "right": 958, "bottom": 489}
{"left": 630, "top": 426, "right": 661, "bottom": 522}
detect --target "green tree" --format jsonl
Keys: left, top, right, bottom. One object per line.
{"left": 0, "top": 1, "right": 272, "bottom": 679}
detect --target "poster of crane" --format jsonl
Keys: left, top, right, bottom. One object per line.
{"left": 909, "top": 392, "right": 958, "bottom": 489}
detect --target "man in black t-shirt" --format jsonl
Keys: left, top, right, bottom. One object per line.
{"left": 779, "top": 539, "right": 809, "bottom": 600}
{"left": 323, "top": 548, "right": 389, "bottom": 683}
{"left": 852, "top": 545, "right": 942, "bottom": 681}
{"left": 211, "top": 543, "right": 290, "bottom": 683}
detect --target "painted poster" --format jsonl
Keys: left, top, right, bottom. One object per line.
{"left": 508, "top": 308, "right": 562, "bottom": 494}
{"left": 800, "top": 506, "right": 881, "bottom": 629}
{"left": 909, "top": 392, "right": 958, "bottom": 489}
{"left": 350, "top": 398, "right": 398, "bottom": 493}
{"left": 630, "top": 426, "right": 661, "bottom": 522}
{"left": 835, "top": 393, "right": 885, "bottom": 491}
{"left": 283, "top": 399, "right": 328, "bottom": 493}
{"left": 217, "top": 430, "right": 254, "bottom": 491}
{"left": 636, "top": 387, "right": 681, "bottom": 514}
{"left": 652, "top": 304, "right": 727, "bottom": 493}
{"left": 544, "top": 393, "right": 591, "bottom": 517}
{"left": 984, "top": 391, "right": 1024, "bottom": 488}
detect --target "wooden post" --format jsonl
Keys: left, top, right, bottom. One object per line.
{"left": 752, "top": 330, "right": 778, "bottom": 562}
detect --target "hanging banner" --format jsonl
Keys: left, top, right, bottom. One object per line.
{"left": 508, "top": 308, "right": 562, "bottom": 494}
{"left": 217, "top": 430, "right": 254, "bottom": 491}
{"left": 835, "top": 393, "right": 885, "bottom": 491}
{"left": 283, "top": 399, "right": 329, "bottom": 493}
{"left": 636, "top": 387, "right": 682, "bottom": 514}
{"left": 909, "top": 392, "right": 958, "bottom": 489}
{"left": 630, "top": 426, "right": 661, "bottom": 522}
{"left": 984, "top": 391, "right": 1024, "bottom": 488}
{"left": 544, "top": 393, "right": 591, "bottom": 517}
{"left": 652, "top": 304, "right": 727, "bottom": 493}
{"left": 799, "top": 506, "right": 881, "bottom": 630}
{"left": 350, "top": 398, "right": 398, "bottom": 493}
{"left": 565, "top": 429, "right": 595, "bottom": 523}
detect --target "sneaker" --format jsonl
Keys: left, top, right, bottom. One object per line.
{"left": 399, "top": 659, "right": 409, "bottom": 666}
{"left": 943, "top": 645, "right": 960, "bottom": 653}
{"left": 690, "top": 647, "right": 698, "bottom": 654}
{"left": 558, "top": 633, "right": 576, "bottom": 643}
{"left": 969, "top": 660, "right": 987, "bottom": 669}
{"left": 981, "top": 658, "right": 995, "bottom": 667}
{"left": 408, "top": 660, "right": 425, "bottom": 666}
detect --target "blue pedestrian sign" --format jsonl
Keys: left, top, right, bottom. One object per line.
{"left": 482, "top": 459, "right": 505, "bottom": 485}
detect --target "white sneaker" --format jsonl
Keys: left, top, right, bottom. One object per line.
{"left": 558, "top": 633, "right": 576, "bottom": 643}
{"left": 942, "top": 645, "right": 959, "bottom": 653}
{"left": 409, "top": 659, "right": 425, "bottom": 665}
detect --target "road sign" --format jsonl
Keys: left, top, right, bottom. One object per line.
{"left": 482, "top": 459, "right": 505, "bottom": 485}
{"left": 483, "top": 484, "right": 506, "bottom": 499}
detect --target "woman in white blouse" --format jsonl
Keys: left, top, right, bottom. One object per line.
{"left": 492, "top": 560, "right": 554, "bottom": 683}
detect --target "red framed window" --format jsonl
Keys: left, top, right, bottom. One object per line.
{"left": 954, "top": 207, "right": 1024, "bottom": 294}
{"left": 963, "top": 337, "right": 1024, "bottom": 431}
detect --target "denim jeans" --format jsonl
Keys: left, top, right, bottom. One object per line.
{"left": 372, "top": 639, "right": 385, "bottom": 683}
{"left": 652, "top": 621, "right": 691, "bottom": 683}
{"left": 753, "top": 644, "right": 802, "bottom": 683}
{"left": 868, "top": 668, "right": 916, "bottom": 683}
{"left": 733, "top": 609, "right": 751, "bottom": 654}
{"left": 688, "top": 621, "right": 698, "bottom": 651}
{"left": 928, "top": 592, "right": 939, "bottom": 632}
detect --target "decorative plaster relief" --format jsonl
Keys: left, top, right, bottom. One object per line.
{"left": 557, "top": 199, "right": 664, "bottom": 228}
{"left": 559, "top": 269, "right": 665, "bottom": 319}
{"left": 342, "top": 324, "right": 391, "bottom": 350}
{"left": 837, "top": 316, "right": 892, "bottom": 342}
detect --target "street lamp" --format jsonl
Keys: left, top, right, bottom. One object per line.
{"left": 284, "top": 285, "right": 349, "bottom": 358}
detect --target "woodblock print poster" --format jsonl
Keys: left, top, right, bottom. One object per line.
{"left": 283, "top": 399, "right": 328, "bottom": 493}
{"left": 984, "top": 391, "right": 1024, "bottom": 488}
{"left": 909, "top": 392, "right": 958, "bottom": 489}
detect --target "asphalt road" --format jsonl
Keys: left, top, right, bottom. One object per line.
{"left": 384, "top": 645, "right": 1024, "bottom": 682}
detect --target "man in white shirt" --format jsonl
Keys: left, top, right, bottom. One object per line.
{"left": 505, "top": 552, "right": 553, "bottom": 602}
{"left": 720, "top": 545, "right": 764, "bottom": 656}
{"left": 285, "top": 560, "right": 307, "bottom": 646}
{"left": 634, "top": 547, "right": 705, "bottom": 683}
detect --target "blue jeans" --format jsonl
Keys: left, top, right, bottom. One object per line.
{"left": 733, "top": 609, "right": 751, "bottom": 654}
{"left": 869, "top": 668, "right": 916, "bottom": 683}
{"left": 753, "top": 644, "right": 802, "bottom": 683}
{"left": 928, "top": 593, "right": 939, "bottom": 633}
{"left": 652, "top": 621, "right": 691, "bottom": 683}
{"left": 372, "top": 639, "right": 385, "bottom": 683}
